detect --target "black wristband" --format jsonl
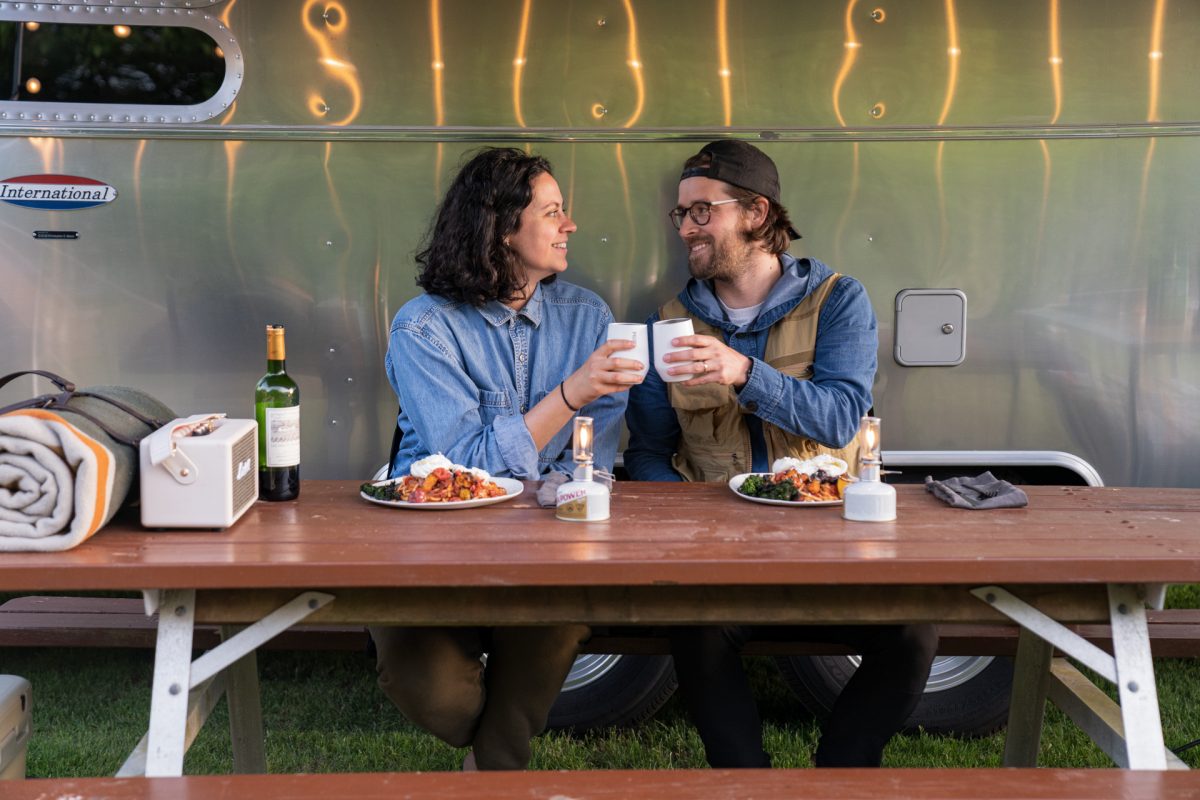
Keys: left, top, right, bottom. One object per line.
{"left": 559, "top": 381, "right": 580, "bottom": 412}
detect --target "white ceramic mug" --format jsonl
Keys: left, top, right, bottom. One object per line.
{"left": 606, "top": 322, "right": 649, "bottom": 379}
{"left": 652, "top": 318, "right": 696, "bottom": 383}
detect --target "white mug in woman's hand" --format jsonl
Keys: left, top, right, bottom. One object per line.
{"left": 606, "top": 323, "right": 650, "bottom": 379}
{"left": 652, "top": 318, "right": 696, "bottom": 383}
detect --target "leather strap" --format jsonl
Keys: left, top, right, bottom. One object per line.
{"left": 0, "top": 370, "right": 169, "bottom": 447}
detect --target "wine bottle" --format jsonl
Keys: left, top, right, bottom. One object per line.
{"left": 255, "top": 324, "right": 300, "bottom": 501}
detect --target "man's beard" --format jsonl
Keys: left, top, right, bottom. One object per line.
{"left": 686, "top": 230, "right": 755, "bottom": 282}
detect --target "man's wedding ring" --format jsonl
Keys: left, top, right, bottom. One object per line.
{"left": 700, "top": 360, "right": 708, "bottom": 374}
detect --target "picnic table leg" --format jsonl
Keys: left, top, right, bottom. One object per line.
{"left": 145, "top": 589, "right": 196, "bottom": 777}
{"left": 221, "top": 624, "right": 267, "bottom": 774}
{"left": 1108, "top": 583, "right": 1167, "bottom": 770}
{"left": 1002, "top": 626, "right": 1054, "bottom": 767}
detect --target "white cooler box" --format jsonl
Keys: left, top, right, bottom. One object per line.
{"left": 0, "top": 675, "right": 31, "bottom": 780}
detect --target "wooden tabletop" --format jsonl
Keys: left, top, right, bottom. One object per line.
{"left": 2, "top": 483, "right": 1198, "bottom": 592}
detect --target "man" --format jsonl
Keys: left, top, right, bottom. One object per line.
{"left": 625, "top": 140, "right": 937, "bottom": 768}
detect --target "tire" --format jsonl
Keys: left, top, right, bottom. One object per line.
{"left": 546, "top": 654, "right": 677, "bottom": 733}
{"left": 775, "top": 654, "right": 1013, "bottom": 737}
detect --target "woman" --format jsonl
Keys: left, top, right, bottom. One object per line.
{"left": 371, "top": 148, "right": 643, "bottom": 770}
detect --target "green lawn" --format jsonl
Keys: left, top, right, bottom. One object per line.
{"left": 4, "top": 585, "right": 1198, "bottom": 775}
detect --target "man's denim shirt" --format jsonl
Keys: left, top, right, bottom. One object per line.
{"left": 386, "top": 279, "right": 625, "bottom": 479}
{"left": 624, "top": 255, "right": 877, "bottom": 481}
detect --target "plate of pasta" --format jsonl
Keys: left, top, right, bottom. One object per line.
{"left": 360, "top": 455, "right": 523, "bottom": 510}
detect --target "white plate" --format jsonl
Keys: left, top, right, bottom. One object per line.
{"left": 360, "top": 477, "right": 525, "bottom": 510}
{"left": 728, "top": 473, "right": 843, "bottom": 507}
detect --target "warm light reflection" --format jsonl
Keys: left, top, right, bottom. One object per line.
{"left": 29, "top": 137, "right": 60, "bottom": 175}
{"left": 717, "top": 0, "right": 732, "bottom": 126}
{"left": 24, "top": 21, "right": 39, "bottom": 32}
{"left": 831, "top": 0, "right": 862, "bottom": 266}
{"left": 831, "top": 0, "right": 861, "bottom": 127}
{"left": 1133, "top": 0, "right": 1167, "bottom": 254}
{"left": 512, "top": 0, "right": 532, "bottom": 127}
{"left": 133, "top": 139, "right": 146, "bottom": 209}
{"left": 430, "top": 0, "right": 445, "bottom": 193}
{"left": 113, "top": 25, "right": 132, "bottom": 39}
{"left": 614, "top": 143, "right": 636, "bottom": 284}
{"left": 219, "top": 0, "right": 238, "bottom": 28}
{"left": 301, "top": 1, "right": 362, "bottom": 125}
{"left": 619, "top": 0, "right": 645, "bottom": 127}
{"left": 24, "top": 78, "right": 41, "bottom": 95}
{"left": 1147, "top": 0, "right": 1165, "bottom": 122}
{"left": 937, "top": 0, "right": 960, "bottom": 126}
{"left": 1036, "top": 0, "right": 1062, "bottom": 266}
{"left": 1048, "top": 0, "right": 1062, "bottom": 123}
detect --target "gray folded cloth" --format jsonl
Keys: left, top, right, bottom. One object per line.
{"left": 924, "top": 471, "right": 1029, "bottom": 510}
{"left": 536, "top": 471, "right": 569, "bottom": 508}
{"left": 535, "top": 469, "right": 616, "bottom": 508}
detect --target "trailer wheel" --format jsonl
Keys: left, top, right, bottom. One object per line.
{"left": 546, "top": 654, "right": 677, "bottom": 732}
{"left": 775, "top": 654, "right": 1013, "bottom": 737}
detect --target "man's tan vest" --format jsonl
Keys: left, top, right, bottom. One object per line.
{"left": 661, "top": 274, "right": 862, "bottom": 483}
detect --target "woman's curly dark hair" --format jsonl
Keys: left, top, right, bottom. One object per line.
{"left": 415, "top": 147, "right": 555, "bottom": 306}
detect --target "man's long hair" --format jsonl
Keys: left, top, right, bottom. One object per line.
{"left": 416, "top": 148, "right": 554, "bottom": 306}
{"left": 682, "top": 152, "right": 795, "bottom": 256}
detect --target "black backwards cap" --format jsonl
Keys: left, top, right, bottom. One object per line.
{"left": 680, "top": 140, "right": 802, "bottom": 239}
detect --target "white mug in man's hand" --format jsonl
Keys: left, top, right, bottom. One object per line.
{"left": 606, "top": 322, "right": 649, "bottom": 379}
{"left": 652, "top": 318, "right": 696, "bottom": 383}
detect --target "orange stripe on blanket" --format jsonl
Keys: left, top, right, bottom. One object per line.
{"left": 8, "top": 408, "right": 114, "bottom": 540}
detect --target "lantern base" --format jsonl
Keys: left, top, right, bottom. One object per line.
{"left": 842, "top": 479, "right": 896, "bottom": 522}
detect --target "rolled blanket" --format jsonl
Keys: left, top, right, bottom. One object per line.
{"left": 0, "top": 380, "right": 174, "bottom": 551}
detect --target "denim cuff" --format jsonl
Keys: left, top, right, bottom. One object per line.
{"left": 493, "top": 413, "right": 540, "bottom": 478}
{"left": 737, "top": 357, "right": 782, "bottom": 418}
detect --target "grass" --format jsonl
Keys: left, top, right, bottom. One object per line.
{"left": 4, "top": 585, "right": 1198, "bottom": 776}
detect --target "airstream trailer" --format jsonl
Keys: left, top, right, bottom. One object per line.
{"left": 2, "top": 0, "right": 1197, "bottom": 737}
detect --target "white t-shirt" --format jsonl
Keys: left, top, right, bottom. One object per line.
{"left": 717, "top": 296, "right": 764, "bottom": 329}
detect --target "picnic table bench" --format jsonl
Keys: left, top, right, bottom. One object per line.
{"left": 2, "top": 481, "right": 1198, "bottom": 783}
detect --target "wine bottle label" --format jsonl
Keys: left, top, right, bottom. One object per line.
{"left": 264, "top": 406, "right": 300, "bottom": 467}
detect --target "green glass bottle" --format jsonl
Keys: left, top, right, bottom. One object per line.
{"left": 255, "top": 324, "right": 300, "bottom": 501}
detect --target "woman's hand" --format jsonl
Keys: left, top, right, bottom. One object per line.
{"left": 662, "top": 334, "right": 752, "bottom": 388}
{"left": 562, "top": 339, "right": 645, "bottom": 408}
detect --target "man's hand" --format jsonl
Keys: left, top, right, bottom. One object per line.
{"left": 661, "top": 334, "right": 752, "bottom": 388}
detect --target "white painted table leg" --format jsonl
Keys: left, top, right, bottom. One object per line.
{"left": 1109, "top": 583, "right": 1167, "bottom": 770}
{"left": 144, "top": 589, "right": 196, "bottom": 777}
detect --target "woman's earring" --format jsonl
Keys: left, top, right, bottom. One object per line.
{"left": 503, "top": 237, "right": 510, "bottom": 247}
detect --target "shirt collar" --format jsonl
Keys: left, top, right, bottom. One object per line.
{"left": 476, "top": 282, "right": 545, "bottom": 327}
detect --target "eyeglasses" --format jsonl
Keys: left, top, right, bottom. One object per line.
{"left": 668, "top": 198, "right": 741, "bottom": 230}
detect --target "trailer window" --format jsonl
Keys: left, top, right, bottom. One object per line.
{"left": 1, "top": 21, "right": 224, "bottom": 106}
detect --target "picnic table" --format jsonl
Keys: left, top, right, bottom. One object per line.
{"left": 2, "top": 481, "right": 1198, "bottom": 778}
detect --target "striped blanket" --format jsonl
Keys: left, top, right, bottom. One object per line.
{"left": 0, "top": 383, "right": 173, "bottom": 552}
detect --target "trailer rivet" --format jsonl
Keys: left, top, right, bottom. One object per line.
{"left": 596, "top": 17, "right": 607, "bottom": 27}
{"left": 1117, "top": 603, "right": 1128, "bottom": 615}
{"left": 867, "top": 235, "right": 874, "bottom": 242}
{"left": 308, "top": 598, "right": 319, "bottom": 609}
{"left": 1127, "top": 681, "right": 1138, "bottom": 692}
{"left": 941, "top": 323, "right": 954, "bottom": 334}
{"left": 175, "top": 606, "right": 187, "bottom": 617}
{"left": 871, "top": 8, "right": 887, "bottom": 23}
{"left": 169, "top": 683, "right": 181, "bottom": 695}
{"left": 985, "top": 592, "right": 996, "bottom": 603}
{"left": 870, "top": 102, "right": 886, "bottom": 118}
